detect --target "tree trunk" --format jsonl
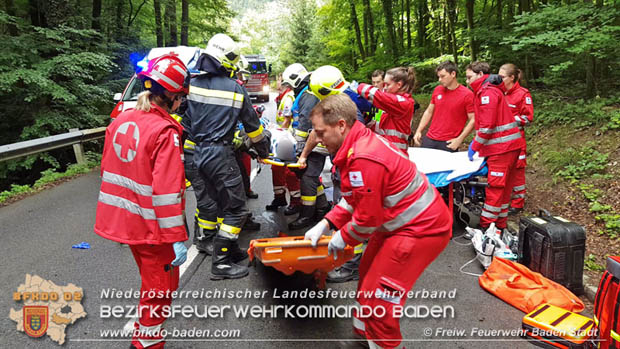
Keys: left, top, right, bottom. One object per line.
{"left": 465, "top": 0, "right": 476, "bottom": 61}
{"left": 497, "top": 0, "right": 503, "bottom": 28}
{"left": 362, "top": 1, "right": 369, "bottom": 54}
{"left": 115, "top": 0, "right": 124, "bottom": 37}
{"left": 585, "top": 54, "right": 596, "bottom": 98}
{"left": 416, "top": 0, "right": 430, "bottom": 56}
{"left": 507, "top": 0, "right": 514, "bottom": 21}
{"left": 5, "top": 0, "right": 18, "bottom": 35}
{"left": 348, "top": 0, "right": 366, "bottom": 58}
{"left": 46, "top": 0, "right": 70, "bottom": 28}
{"left": 154, "top": 0, "right": 164, "bottom": 46}
{"left": 398, "top": 0, "right": 404, "bottom": 50}
{"left": 91, "top": 0, "right": 102, "bottom": 31}
{"left": 446, "top": 0, "right": 458, "bottom": 65}
{"left": 382, "top": 0, "right": 398, "bottom": 60}
{"left": 406, "top": 0, "right": 411, "bottom": 49}
{"left": 363, "top": 0, "right": 376, "bottom": 55}
{"left": 163, "top": 0, "right": 170, "bottom": 45}
{"left": 181, "top": 0, "right": 188, "bottom": 45}
{"left": 166, "top": 0, "right": 178, "bottom": 46}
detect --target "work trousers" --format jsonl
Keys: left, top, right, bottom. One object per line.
{"left": 195, "top": 144, "right": 248, "bottom": 240}
{"left": 480, "top": 149, "right": 520, "bottom": 229}
{"left": 129, "top": 244, "right": 179, "bottom": 349}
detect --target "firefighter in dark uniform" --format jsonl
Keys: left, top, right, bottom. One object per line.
{"left": 185, "top": 33, "right": 270, "bottom": 280}
{"left": 288, "top": 66, "right": 331, "bottom": 230}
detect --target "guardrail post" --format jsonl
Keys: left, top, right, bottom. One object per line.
{"left": 70, "top": 128, "right": 86, "bottom": 165}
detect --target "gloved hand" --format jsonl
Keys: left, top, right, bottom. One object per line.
{"left": 328, "top": 230, "right": 346, "bottom": 260}
{"left": 253, "top": 137, "right": 270, "bottom": 159}
{"left": 304, "top": 219, "right": 331, "bottom": 247}
{"left": 468, "top": 142, "right": 476, "bottom": 161}
{"left": 171, "top": 242, "right": 188, "bottom": 266}
{"left": 349, "top": 80, "right": 359, "bottom": 92}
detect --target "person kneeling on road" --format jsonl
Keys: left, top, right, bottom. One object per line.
{"left": 305, "top": 94, "right": 452, "bottom": 349}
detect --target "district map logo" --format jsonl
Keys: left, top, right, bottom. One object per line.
{"left": 9, "top": 274, "right": 87, "bottom": 345}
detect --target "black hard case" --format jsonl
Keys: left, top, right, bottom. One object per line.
{"left": 518, "top": 209, "right": 586, "bottom": 295}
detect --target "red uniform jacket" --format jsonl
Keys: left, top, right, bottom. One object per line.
{"left": 357, "top": 83, "right": 414, "bottom": 153}
{"left": 324, "top": 121, "right": 452, "bottom": 247}
{"left": 504, "top": 81, "right": 533, "bottom": 141}
{"left": 95, "top": 103, "right": 187, "bottom": 245}
{"left": 470, "top": 75, "right": 525, "bottom": 157}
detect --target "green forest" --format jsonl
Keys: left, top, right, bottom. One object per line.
{"left": 0, "top": 1, "right": 618, "bottom": 261}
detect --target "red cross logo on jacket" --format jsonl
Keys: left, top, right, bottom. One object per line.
{"left": 112, "top": 122, "right": 140, "bottom": 162}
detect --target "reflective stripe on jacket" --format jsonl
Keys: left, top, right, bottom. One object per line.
{"left": 470, "top": 75, "right": 525, "bottom": 157}
{"left": 357, "top": 83, "right": 413, "bottom": 153}
{"left": 95, "top": 103, "right": 187, "bottom": 244}
{"left": 324, "top": 121, "right": 452, "bottom": 246}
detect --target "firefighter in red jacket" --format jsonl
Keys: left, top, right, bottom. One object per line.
{"left": 95, "top": 54, "right": 189, "bottom": 349}
{"left": 465, "top": 61, "right": 525, "bottom": 230}
{"left": 305, "top": 94, "right": 452, "bottom": 348}
{"left": 498, "top": 63, "right": 534, "bottom": 214}
{"left": 356, "top": 66, "right": 417, "bottom": 153}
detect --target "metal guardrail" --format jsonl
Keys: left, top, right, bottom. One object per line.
{"left": 0, "top": 127, "right": 106, "bottom": 163}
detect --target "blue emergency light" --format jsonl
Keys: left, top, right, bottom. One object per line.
{"left": 130, "top": 52, "right": 149, "bottom": 73}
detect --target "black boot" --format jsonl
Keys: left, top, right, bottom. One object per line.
{"left": 192, "top": 217, "right": 201, "bottom": 245}
{"left": 327, "top": 253, "right": 361, "bottom": 283}
{"left": 230, "top": 240, "right": 249, "bottom": 263}
{"left": 284, "top": 197, "right": 302, "bottom": 216}
{"left": 196, "top": 229, "right": 215, "bottom": 255}
{"left": 314, "top": 202, "right": 332, "bottom": 221}
{"left": 288, "top": 205, "right": 316, "bottom": 230}
{"left": 246, "top": 189, "right": 258, "bottom": 199}
{"left": 265, "top": 194, "right": 287, "bottom": 211}
{"left": 211, "top": 237, "right": 249, "bottom": 280}
{"left": 243, "top": 215, "right": 261, "bottom": 231}
{"left": 508, "top": 207, "right": 523, "bottom": 215}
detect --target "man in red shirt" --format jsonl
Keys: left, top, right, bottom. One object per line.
{"left": 414, "top": 61, "right": 475, "bottom": 152}
{"left": 305, "top": 94, "right": 452, "bottom": 348}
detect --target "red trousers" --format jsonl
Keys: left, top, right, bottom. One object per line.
{"left": 480, "top": 149, "right": 520, "bottom": 229}
{"left": 241, "top": 152, "right": 252, "bottom": 190}
{"left": 353, "top": 230, "right": 451, "bottom": 348}
{"left": 271, "top": 165, "right": 300, "bottom": 197}
{"left": 129, "top": 244, "right": 179, "bottom": 349}
{"left": 510, "top": 148, "right": 527, "bottom": 209}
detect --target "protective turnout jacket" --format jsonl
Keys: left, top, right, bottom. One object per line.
{"left": 184, "top": 55, "right": 268, "bottom": 155}
{"left": 504, "top": 81, "right": 533, "bottom": 140}
{"left": 324, "top": 121, "right": 452, "bottom": 247}
{"left": 470, "top": 75, "right": 525, "bottom": 157}
{"left": 95, "top": 103, "right": 187, "bottom": 244}
{"left": 357, "top": 83, "right": 414, "bottom": 152}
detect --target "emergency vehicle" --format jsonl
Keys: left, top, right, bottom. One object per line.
{"left": 110, "top": 46, "right": 202, "bottom": 119}
{"left": 244, "top": 54, "right": 271, "bottom": 102}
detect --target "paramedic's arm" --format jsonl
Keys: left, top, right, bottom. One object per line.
{"left": 297, "top": 130, "right": 319, "bottom": 169}
{"left": 414, "top": 103, "right": 435, "bottom": 146}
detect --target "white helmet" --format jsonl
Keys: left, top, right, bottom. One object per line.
{"left": 205, "top": 33, "right": 240, "bottom": 71}
{"left": 270, "top": 128, "right": 297, "bottom": 162}
{"left": 282, "top": 63, "right": 308, "bottom": 89}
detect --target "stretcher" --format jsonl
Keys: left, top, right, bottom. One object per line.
{"left": 262, "top": 156, "right": 302, "bottom": 168}
{"left": 409, "top": 148, "right": 488, "bottom": 228}
{"left": 247, "top": 236, "right": 354, "bottom": 288}
{"left": 521, "top": 303, "right": 595, "bottom": 348}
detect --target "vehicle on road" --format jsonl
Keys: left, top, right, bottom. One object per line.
{"left": 244, "top": 54, "right": 271, "bottom": 103}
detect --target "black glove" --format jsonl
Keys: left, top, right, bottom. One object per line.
{"left": 252, "top": 137, "right": 270, "bottom": 159}
{"left": 485, "top": 74, "right": 503, "bottom": 86}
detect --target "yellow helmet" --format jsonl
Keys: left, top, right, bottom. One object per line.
{"left": 309, "top": 65, "right": 349, "bottom": 100}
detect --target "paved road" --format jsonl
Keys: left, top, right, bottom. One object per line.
{"left": 0, "top": 94, "right": 538, "bottom": 348}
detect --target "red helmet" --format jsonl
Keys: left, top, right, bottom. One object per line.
{"left": 137, "top": 54, "right": 190, "bottom": 94}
